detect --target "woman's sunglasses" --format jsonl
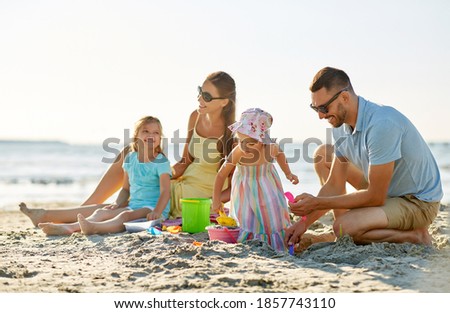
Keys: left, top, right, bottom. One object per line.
{"left": 197, "top": 86, "right": 227, "bottom": 102}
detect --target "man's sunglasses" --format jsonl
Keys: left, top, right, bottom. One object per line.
{"left": 198, "top": 86, "right": 227, "bottom": 102}
{"left": 310, "top": 87, "right": 349, "bottom": 114}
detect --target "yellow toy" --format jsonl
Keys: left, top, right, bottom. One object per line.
{"left": 216, "top": 209, "right": 237, "bottom": 227}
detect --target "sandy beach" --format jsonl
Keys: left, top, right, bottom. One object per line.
{"left": 1, "top": 204, "right": 449, "bottom": 293}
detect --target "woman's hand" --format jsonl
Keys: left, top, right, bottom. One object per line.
{"left": 104, "top": 203, "right": 119, "bottom": 210}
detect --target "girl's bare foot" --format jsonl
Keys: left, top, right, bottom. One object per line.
{"left": 78, "top": 214, "right": 96, "bottom": 235}
{"left": 19, "top": 202, "right": 46, "bottom": 227}
{"left": 38, "top": 222, "right": 80, "bottom": 235}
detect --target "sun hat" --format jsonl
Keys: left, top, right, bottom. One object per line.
{"left": 228, "top": 108, "right": 273, "bottom": 143}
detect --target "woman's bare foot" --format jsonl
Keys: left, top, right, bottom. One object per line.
{"left": 19, "top": 202, "right": 46, "bottom": 227}
{"left": 38, "top": 222, "right": 80, "bottom": 235}
{"left": 78, "top": 214, "right": 96, "bottom": 235}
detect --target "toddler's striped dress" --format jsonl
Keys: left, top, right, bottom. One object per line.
{"left": 230, "top": 163, "right": 291, "bottom": 252}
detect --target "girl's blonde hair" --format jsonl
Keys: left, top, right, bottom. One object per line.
{"left": 130, "top": 116, "right": 164, "bottom": 155}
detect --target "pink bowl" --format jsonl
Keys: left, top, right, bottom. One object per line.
{"left": 206, "top": 226, "right": 241, "bottom": 244}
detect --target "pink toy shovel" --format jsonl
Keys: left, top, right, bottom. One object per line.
{"left": 284, "top": 191, "right": 307, "bottom": 256}
{"left": 284, "top": 191, "right": 307, "bottom": 222}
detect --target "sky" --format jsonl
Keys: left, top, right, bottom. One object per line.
{"left": 1, "top": 0, "right": 450, "bottom": 146}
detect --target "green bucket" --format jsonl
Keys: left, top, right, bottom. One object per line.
{"left": 181, "top": 198, "right": 211, "bottom": 233}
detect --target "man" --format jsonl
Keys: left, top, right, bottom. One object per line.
{"left": 285, "top": 67, "right": 443, "bottom": 246}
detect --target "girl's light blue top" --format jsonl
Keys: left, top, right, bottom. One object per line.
{"left": 123, "top": 152, "right": 171, "bottom": 218}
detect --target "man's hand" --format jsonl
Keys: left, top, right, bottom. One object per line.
{"left": 288, "top": 193, "right": 319, "bottom": 216}
{"left": 284, "top": 220, "right": 307, "bottom": 246}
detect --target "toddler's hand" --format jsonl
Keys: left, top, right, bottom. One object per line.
{"left": 286, "top": 173, "right": 299, "bottom": 185}
{"left": 211, "top": 201, "right": 223, "bottom": 214}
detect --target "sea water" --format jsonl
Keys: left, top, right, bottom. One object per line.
{"left": 0, "top": 140, "right": 449, "bottom": 211}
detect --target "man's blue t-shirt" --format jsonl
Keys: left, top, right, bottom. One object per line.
{"left": 122, "top": 152, "right": 171, "bottom": 218}
{"left": 333, "top": 96, "right": 443, "bottom": 202}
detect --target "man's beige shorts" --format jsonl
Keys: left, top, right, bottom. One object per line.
{"left": 382, "top": 195, "right": 440, "bottom": 230}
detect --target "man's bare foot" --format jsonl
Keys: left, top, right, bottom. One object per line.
{"left": 19, "top": 202, "right": 46, "bottom": 227}
{"left": 38, "top": 222, "right": 80, "bottom": 236}
{"left": 414, "top": 228, "right": 433, "bottom": 245}
{"left": 296, "top": 231, "right": 336, "bottom": 253}
{"left": 78, "top": 214, "right": 96, "bottom": 235}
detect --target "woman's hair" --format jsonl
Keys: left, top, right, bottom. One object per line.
{"left": 206, "top": 71, "right": 236, "bottom": 165}
{"left": 130, "top": 116, "right": 164, "bottom": 155}
{"left": 309, "top": 67, "right": 353, "bottom": 93}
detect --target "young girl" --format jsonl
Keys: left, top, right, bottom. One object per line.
{"left": 20, "top": 71, "right": 235, "bottom": 225}
{"left": 23, "top": 116, "right": 171, "bottom": 235}
{"left": 212, "top": 108, "right": 299, "bottom": 252}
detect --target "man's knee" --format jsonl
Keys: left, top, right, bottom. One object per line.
{"left": 313, "top": 144, "right": 334, "bottom": 165}
{"left": 332, "top": 208, "right": 348, "bottom": 219}
{"left": 313, "top": 144, "right": 334, "bottom": 183}
{"left": 333, "top": 218, "right": 344, "bottom": 237}
{"left": 333, "top": 215, "right": 360, "bottom": 238}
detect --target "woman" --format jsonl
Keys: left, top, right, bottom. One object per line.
{"left": 170, "top": 71, "right": 236, "bottom": 218}
{"left": 20, "top": 71, "right": 236, "bottom": 226}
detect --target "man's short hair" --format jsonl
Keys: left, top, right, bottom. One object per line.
{"left": 310, "top": 67, "right": 353, "bottom": 92}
